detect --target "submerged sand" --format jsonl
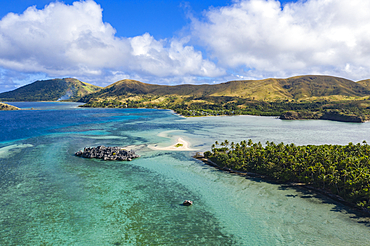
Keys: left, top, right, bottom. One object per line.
{"left": 0, "top": 144, "right": 33, "bottom": 159}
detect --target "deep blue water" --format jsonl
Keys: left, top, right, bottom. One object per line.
{"left": 1, "top": 102, "right": 370, "bottom": 245}
{"left": 0, "top": 105, "right": 162, "bottom": 142}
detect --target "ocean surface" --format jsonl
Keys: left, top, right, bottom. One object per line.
{"left": 1, "top": 102, "right": 370, "bottom": 245}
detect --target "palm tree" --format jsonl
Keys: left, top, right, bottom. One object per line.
{"left": 247, "top": 139, "right": 253, "bottom": 147}
{"left": 231, "top": 142, "right": 235, "bottom": 151}
{"left": 224, "top": 140, "right": 229, "bottom": 147}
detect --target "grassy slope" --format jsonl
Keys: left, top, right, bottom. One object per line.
{"left": 3, "top": 75, "right": 369, "bottom": 103}
{"left": 80, "top": 75, "right": 370, "bottom": 103}
{"left": 357, "top": 79, "right": 370, "bottom": 89}
{"left": 0, "top": 102, "right": 19, "bottom": 110}
{"left": 78, "top": 75, "right": 370, "bottom": 122}
{"left": 0, "top": 78, "right": 102, "bottom": 102}
{"left": 81, "top": 78, "right": 289, "bottom": 100}
{"left": 281, "top": 75, "right": 370, "bottom": 99}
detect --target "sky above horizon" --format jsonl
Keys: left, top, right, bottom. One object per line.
{"left": 0, "top": 0, "right": 370, "bottom": 92}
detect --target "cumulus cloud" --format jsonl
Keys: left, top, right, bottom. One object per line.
{"left": 2, "top": 0, "right": 370, "bottom": 92}
{"left": 0, "top": 0, "right": 223, "bottom": 89}
{"left": 192, "top": 0, "right": 370, "bottom": 80}
{"left": 128, "top": 34, "right": 222, "bottom": 77}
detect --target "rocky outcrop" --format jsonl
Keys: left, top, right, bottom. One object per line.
{"left": 280, "top": 110, "right": 364, "bottom": 123}
{"left": 75, "top": 146, "right": 139, "bottom": 161}
{"left": 320, "top": 112, "right": 364, "bottom": 123}
{"left": 0, "top": 102, "right": 19, "bottom": 110}
{"left": 280, "top": 111, "right": 300, "bottom": 120}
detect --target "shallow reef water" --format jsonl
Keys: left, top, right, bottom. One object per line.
{"left": 0, "top": 102, "right": 369, "bottom": 245}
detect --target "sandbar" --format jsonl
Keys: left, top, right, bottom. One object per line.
{"left": 148, "top": 137, "right": 196, "bottom": 151}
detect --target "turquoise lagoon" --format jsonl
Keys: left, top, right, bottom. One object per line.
{"left": 0, "top": 102, "right": 370, "bottom": 245}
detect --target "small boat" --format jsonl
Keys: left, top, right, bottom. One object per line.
{"left": 183, "top": 200, "right": 193, "bottom": 206}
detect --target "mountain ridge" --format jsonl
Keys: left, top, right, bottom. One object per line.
{"left": 79, "top": 75, "right": 370, "bottom": 102}
{"left": 2, "top": 75, "right": 370, "bottom": 103}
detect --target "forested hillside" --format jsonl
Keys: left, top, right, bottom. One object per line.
{"left": 79, "top": 75, "right": 370, "bottom": 122}
{"left": 0, "top": 78, "right": 101, "bottom": 102}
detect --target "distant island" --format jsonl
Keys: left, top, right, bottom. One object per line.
{"left": 0, "top": 102, "right": 19, "bottom": 111}
{"left": 0, "top": 78, "right": 101, "bottom": 102}
{"left": 2, "top": 75, "right": 370, "bottom": 122}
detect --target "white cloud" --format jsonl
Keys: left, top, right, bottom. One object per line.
{"left": 3, "top": 0, "right": 370, "bottom": 92}
{"left": 192, "top": 0, "right": 370, "bottom": 80}
{"left": 0, "top": 0, "right": 223, "bottom": 89}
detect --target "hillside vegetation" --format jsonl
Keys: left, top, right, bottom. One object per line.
{"left": 0, "top": 78, "right": 101, "bottom": 102}
{"left": 204, "top": 139, "right": 370, "bottom": 210}
{"left": 79, "top": 75, "right": 370, "bottom": 122}
{"left": 80, "top": 75, "right": 370, "bottom": 101}
{"left": 3, "top": 75, "right": 370, "bottom": 122}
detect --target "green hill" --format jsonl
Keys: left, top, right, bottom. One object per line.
{"left": 80, "top": 78, "right": 289, "bottom": 101}
{"left": 0, "top": 78, "right": 102, "bottom": 102}
{"left": 281, "top": 75, "right": 370, "bottom": 99}
{"left": 357, "top": 79, "right": 370, "bottom": 89}
{"left": 80, "top": 75, "right": 370, "bottom": 102}
{"left": 3, "top": 75, "right": 370, "bottom": 103}
{"left": 78, "top": 75, "right": 370, "bottom": 122}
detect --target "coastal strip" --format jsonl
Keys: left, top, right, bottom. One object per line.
{"left": 0, "top": 102, "right": 19, "bottom": 110}
{"left": 194, "top": 154, "right": 370, "bottom": 216}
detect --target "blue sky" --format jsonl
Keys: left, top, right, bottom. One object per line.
{"left": 0, "top": 1, "right": 296, "bottom": 39}
{"left": 1, "top": 0, "right": 370, "bottom": 92}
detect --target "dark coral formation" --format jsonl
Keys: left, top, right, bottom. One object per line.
{"left": 183, "top": 200, "right": 193, "bottom": 206}
{"left": 75, "top": 146, "right": 139, "bottom": 161}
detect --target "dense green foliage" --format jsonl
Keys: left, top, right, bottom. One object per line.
{"left": 0, "top": 80, "right": 69, "bottom": 101}
{"left": 169, "top": 96, "right": 370, "bottom": 120}
{"left": 76, "top": 75, "right": 370, "bottom": 122}
{"left": 169, "top": 97, "right": 322, "bottom": 117}
{"left": 205, "top": 140, "right": 370, "bottom": 209}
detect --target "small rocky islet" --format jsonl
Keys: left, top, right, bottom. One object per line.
{"left": 75, "top": 146, "right": 139, "bottom": 161}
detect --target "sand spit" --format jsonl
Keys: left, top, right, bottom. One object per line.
{"left": 148, "top": 137, "right": 196, "bottom": 151}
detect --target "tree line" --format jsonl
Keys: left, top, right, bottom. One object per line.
{"left": 204, "top": 140, "right": 370, "bottom": 209}
{"left": 80, "top": 96, "right": 370, "bottom": 121}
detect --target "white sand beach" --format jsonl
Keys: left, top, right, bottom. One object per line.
{"left": 148, "top": 137, "right": 196, "bottom": 151}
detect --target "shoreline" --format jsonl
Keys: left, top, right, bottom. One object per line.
{"left": 195, "top": 156, "right": 370, "bottom": 217}
{"left": 87, "top": 105, "right": 368, "bottom": 123}
{"left": 14, "top": 101, "right": 366, "bottom": 123}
